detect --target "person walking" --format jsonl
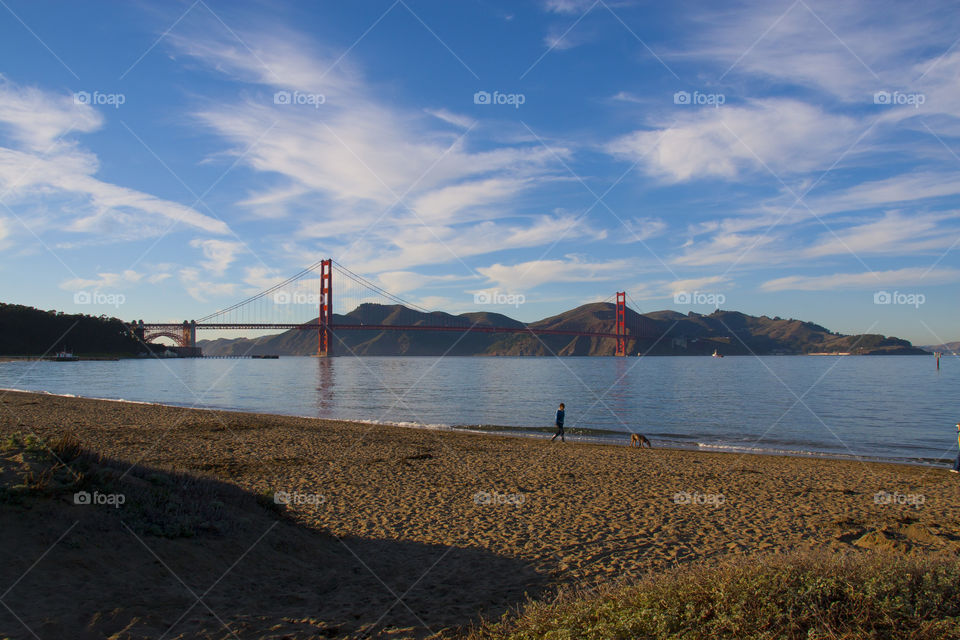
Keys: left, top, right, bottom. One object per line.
{"left": 952, "top": 423, "right": 960, "bottom": 473}
{"left": 550, "top": 403, "right": 565, "bottom": 443}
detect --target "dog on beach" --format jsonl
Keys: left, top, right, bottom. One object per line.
{"left": 630, "top": 433, "right": 652, "bottom": 448}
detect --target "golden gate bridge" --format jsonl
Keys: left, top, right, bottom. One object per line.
{"left": 133, "top": 259, "right": 657, "bottom": 356}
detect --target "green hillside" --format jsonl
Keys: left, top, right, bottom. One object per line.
{"left": 0, "top": 303, "right": 141, "bottom": 356}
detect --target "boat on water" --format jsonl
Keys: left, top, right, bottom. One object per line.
{"left": 712, "top": 349, "right": 723, "bottom": 358}
{"left": 54, "top": 350, "right": 79, "bottom": 362}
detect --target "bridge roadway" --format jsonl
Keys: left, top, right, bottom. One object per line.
{"left": 139, "top": 322, "right": 624, "bottom": 339}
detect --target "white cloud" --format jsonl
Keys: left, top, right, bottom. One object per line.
{"left": 619, "top": 217, "right": 667, "bottom": 242}
{"left": 611, "top": 91, "right": 646, "bottom": 105}
{"left": 190, "top": 238, "right": 246, "bottom": 275}
{"left": 166, "top": 28, "right": 363, "bottom": 102}
{"left": 193, "top": 98, "right": 560, "bottom": 218}
{"left": 424, "top": 108, "right": 475, "bottom": 130}
{"left": 543, "top": 24, "right": 592, "bottom": 51}
{"left": 0, "top": 79, "right": 230, "bottom": 238}
{"left": 59, "top": 269, "right": 144, "bottom": 291}
{"left": 334, "top": 212, "right": 606, "bottom": 274}
{"left": 806, "top": 172, "right": 960, "bottom": 216}
{"left": 171, "top": 28, "right": 586, "bottom": 277}
{"left": 236, "top": 184, "right": 311, "bottom": 219}
{"left": 666, "top": 275, "right": 730, "bottom": 295}
{"left": 673, "top": 206, "right": 960, "bottom": 269}
{"left": 541, "top": 0, "right": 596, "bottom": 14}
{"left": 179, "top": 267, "right": 238, "bottom": 302}
{"left": 477, "top": 255, "right": 631, "bottom": 291}
{"left": 375, "top": 271, "right": 471, "bottom": 294}
{"left": 804, "top": 211, "right": 960, "bottom": 258}
{"left": 761, "top": 267, "right": 960, "bottom": 292}
{"left": 608, "top": 99, "right": 858, "bottom": 182}
{"left": 674, "top": 230, "right": 780, "bottom": 267}
{"left": 242, "top": 265, "right": 286, "bottom": 291}
{"left": 681, "top": 1, "right": 951, "bottom": 102}
{"left": 0, "top": 76, "right": 101, "bottom": 151}
{"left": 411, "top": 177, "right": 532, "bottom": 223}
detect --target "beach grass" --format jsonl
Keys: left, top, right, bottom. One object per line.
{"left": 468, "top": 550, "right": 960, "bottom": 639}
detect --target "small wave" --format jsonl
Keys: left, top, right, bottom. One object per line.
{"left": 1, "top": 388, "right": 177, "bottom": 407}
{"left": 332, "top": 417, "right": 456, "bottom": 432}
{"left": 691, "top": 441, "right": 948, "bottom": 467}
{"left": 696, "top": 441, "right": 830, "bottom": 457}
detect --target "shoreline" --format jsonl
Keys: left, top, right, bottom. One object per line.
{"left": 2, "top": 388, "right": 959, "bottom": 637}
{"left": 1, "top": 386, "right": 950, "bottom": 469}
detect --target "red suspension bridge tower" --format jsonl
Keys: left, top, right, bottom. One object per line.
{"left": 318, "top": 258, "right": 333, "bottom": 357}
{"left": 615, "top": 291, "right": 626, "bottom": 357}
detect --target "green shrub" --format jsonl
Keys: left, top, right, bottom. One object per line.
{"left": 469, "top": 551, "right": 960, "bottom": 639}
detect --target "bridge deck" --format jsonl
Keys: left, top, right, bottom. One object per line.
{"left": 140, "top": 323, "right": 625, "bottom": 339}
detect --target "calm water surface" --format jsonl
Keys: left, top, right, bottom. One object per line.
{"left": 0, "top": 355, "right": 955, "bottom": 465}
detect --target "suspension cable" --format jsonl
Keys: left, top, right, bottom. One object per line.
{"left": 331, "top": 260, "right": 432, "bottom": 314}
{"left": 196, "top": 259, "right": 328, "bottom": 322}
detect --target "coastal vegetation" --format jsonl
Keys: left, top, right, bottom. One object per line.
{"left": 470, "top": 551, "right": 960, "bottom": 639}
{"left": 0, "top": 303, "right": 141, "bottom": 356}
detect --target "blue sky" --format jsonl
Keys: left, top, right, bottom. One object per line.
{"left": 0, "top": 0, "right": 958, "bottom": 344}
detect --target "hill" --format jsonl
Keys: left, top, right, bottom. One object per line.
{"left": 197, "top": 304, "right": 928, "bottom": 357}
{"left": 0, "top": 303, "right": 142, "bottom": 356}
{"left": 920, "top": 341, "right": 960, "bottom": 354}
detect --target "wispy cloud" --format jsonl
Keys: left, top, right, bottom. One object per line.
{"left": 190, "top": 238, "right": 247, "bottom": 275}
{"left": 170, "top": 26, "right": 594, "bottom": 278}
{"left": 761, "top": 266, "right": 960, "bottom": 292}
{"left": 179, "top": 267, "right": 239, "bottom": 302}
{"left": 666, "top": 274, "right": 731, "bottom": 295}
{"left": 59, "top": 269, "right": 145, "bottom": 291}
{"left": 541, "top": 0, "right": 596, "bottom": 15}
{"left": 424, "top": 108, "right": 476, "bottom": 130}
{"left": 477, "top": 255, "right": 630, "bottom": 291}
{"left": 0, "top": 78, "right": 229, "bottom": 239}
{"left": 607, "top": 99, "right": 858, "bottom": 182}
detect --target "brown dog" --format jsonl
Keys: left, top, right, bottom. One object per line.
{"left": 630, "top": 433, "right": 652, "bottom": 448}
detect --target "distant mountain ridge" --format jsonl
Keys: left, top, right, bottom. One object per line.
{"left": 197, "top": 303, "right": 927, "bottom": 357}
{"left": 920, "top": 341, "right": 960, "bottom": 354}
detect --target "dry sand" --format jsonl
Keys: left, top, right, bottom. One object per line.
{"left": 1, "top": 390, "right": 959, "bottom": 639}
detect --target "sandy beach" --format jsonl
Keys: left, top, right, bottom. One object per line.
{"left": 1, "top": 389, "right": 959, "bottom": 639}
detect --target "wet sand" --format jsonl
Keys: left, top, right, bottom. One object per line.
{"left": 1, "top": 390, "right": 958, "bottom": 638}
